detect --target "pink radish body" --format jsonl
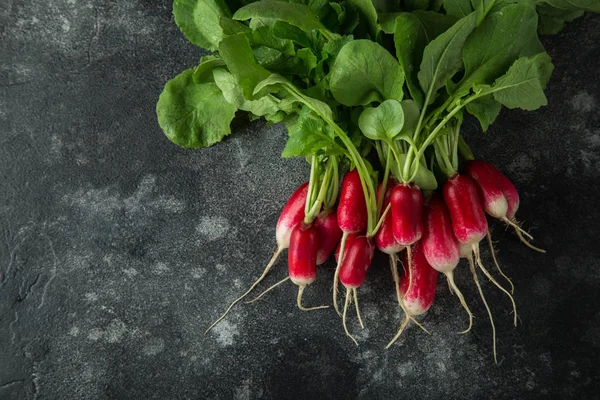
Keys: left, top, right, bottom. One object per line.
{"left": 335, "top": 233, "right": 357, "bottom": 263}
{"left": 391, "top": 184, "right": 423, "bottom": 245}
{"left": 443, "top": 174, "right": 488, "bottom": 245}
{"left": 422, "top": 193, "right": 460, "bottom": 273}
{"left": 276, "top": 182, "right": 309, "bottom": 249}
{"left": 288, "top": 224, "right": 318, "bottom": 286}
{"left": 314, "top": 211, "right": 343, "bottom": 265}
{"left": 376, "top": 181, "right": 405, "bottom": 255}
{"left": 337, "top": 169, "right": 368, "bottom": 233}
{"left": 339, "top": 236, "right": 374, "bottom": 289}
{"left": 465, "top": 160, "right": 508, "bottom": 219}
{"left": 399, "top": 241, "right": 439, "bottom": 315}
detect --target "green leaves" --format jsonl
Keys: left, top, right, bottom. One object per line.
{"left": 417, "top": 10, "right": 479, "bottom": 106}
{"left": 465, "top": 95, "right": 501, "bottom": 131}
{"left": 358, "top": 100, "right": 405, "bottom": 142}
{"left": 156, "top": 69, "right": 237, "bottom": 148}
{"left": 478, "top": 52, "right": 554, "bottom": 110}
{"left": 455, "top": 2, "right": 540, "bottom": 96}
{"left": 173, "top": 0, "right": 231, "bottom": 51}
{"left": 213, "top": 68, "right": 280, "bottom": 116}
{"left": 281, "top": 107, "right": 344, "bottom": 157}
{"left": 330, "top": 40, "right": 405, "bottom": 106}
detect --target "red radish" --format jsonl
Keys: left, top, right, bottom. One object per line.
{"left": 390, "top": 184, "right": 423, "bottom": 246}
{"left": 443, "top": 173, "right": 488, "bottom": 246}
{"left": 313, "top": 211, "right": 343, "bottom": 265}
{"left": 287, "top": 224, "right": 329, "bottom": 311}
{"left": 466, "top": 160, "right": 544, "bottom": 253}
{"left": 205, "top": 182, "right": 309, "bottom": 333}
{"left": 386, "top": 240, "right": 438, "bottom": 348}
{"left": 338, "top": 235, "right": 374, "bottom": 345}
{"left": 375, "top": 181, "right": 406, "bottom": 307}
{"left": 422, "top": 193, "right": 473, "bottom": 333}
{"left": 335, "top": 233, "right": 357, "bottom": 263}
{"left": 333, "top": 169, "right": 368, "bottom": 315}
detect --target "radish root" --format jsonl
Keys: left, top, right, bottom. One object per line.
{"left": 297, "top": 285, "right": 329, "bottom": 311}
{"left": 205, "top": 246, "right": 283, "bottom": 334}
{"left": 473, "top": 245, "right": 518, "bottom": 327}
{"left": 445, "top": 270, "right": 473, "bottom": 334}
{"left": 486, "top": 231, "right": 515, "bottom": 294}
{"left": 352, "top": 288, "right": 365, "bottom": 329}
{"left": 342, "top": 287, "right": 358, "bottom": 346}
{"left": 469, "top": 255, "right": 498, "bottom": 364}
{"left": 333, "top": 232, "right": 349, "bottom": 317}
{"left": 246, "top": 276, "right": 290, "bottom": 304}
{"left": 386, "top": 315, "right": 410, "bottom": 349}
{"left": 514, "top": 225, "right": 546, "bottom": 253}
{"left": 502, "top": 216, "right": 534, "bottom": 240}
{"left": 389, "top": 254, "right": 402, "bottom": 305}
{"left": 406, "top": 246, "right": 413, "bottom": 297}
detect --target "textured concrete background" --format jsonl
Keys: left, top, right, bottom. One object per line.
{"left": 1, "top": 1, "right": 599, "bottom": 399}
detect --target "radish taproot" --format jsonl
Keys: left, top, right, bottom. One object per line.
{"left": 466, "top": 160, "right": 545, "bottom": 253}
{"left": 387, "top": 240, "right": 438, "bottom": 348}
{"left": 422, "top": 193, "right": 473, "bottom": 333}
{"left": 333, "top": 169, "right": 368, "bottom": 315}
{"left": 205, "top": 182, "right": 309, "bottom": 333}
{"left": 337, "top": 234, "right": 374, "bottom": 345}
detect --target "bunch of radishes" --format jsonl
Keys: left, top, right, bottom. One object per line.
{"left": 206, "top": 154, "right": 543, "bottom": 362}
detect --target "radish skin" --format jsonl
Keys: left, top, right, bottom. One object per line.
{"left": 422, "top": 193, "right": 473, "bottom": 333}
{"left": 314, "top": 211, "right": 343, "bottom": 265}
{"left": 205, "top": 182, "right": 309, "bottom": 334}
{"left": 387, "top": 241, "right": 438, "bottom": 348}
{"left": 333, "top": 169, "right": 368, "bottom": 315}
{"left": 390, "top": 184, "right": 423, "bottom": 246}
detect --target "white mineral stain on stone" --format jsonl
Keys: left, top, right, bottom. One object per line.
{"left": 123, "top": 268, "right": 138, "bottom": 278}
{"left": 143, "top": 337, "right": 165, "bottom": 356}
{"left": 152, "top": 262, "right": 170, "bottom": 275}
{"left": 191, "top": 267, "right": 207, "bottom": 279}
{"left": 213, "top": 320, "right": 239, "bottom": 347}
{"left": 570, "top": 92, "right": 596, "bottom": 113}
{"left": 85, "top": 292, "right": 99, "bottom": 302}
{"left": 196, "top": 216, "right": 230, "bottom": 242}
{"left": 60, "top": 16, "right": 70, "bottom": 32}
{"left": 69, "top": 327, "right": 80, "bottom": 337}
{"left": 234, "top": 379, "right": 251, "bottom": 400}
{"left": 87, "top": 328, "right": 103, "bottom": 341}
{"left": 105, "top": 319, "right": 127, "bottom": 343}
{"left": 216, "top": 264, "right": 227, "bottom": 273}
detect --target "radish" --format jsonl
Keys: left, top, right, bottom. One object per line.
{"left": 337, "top": 234, "right": 374, "bottom": 345}
{"left": 333, "top": 169, "right": 368, "bottom": 315}
{"left": 465, "top": 160, "right": 545, "bottom": 253}
{"left": 422, "top": 193, "right": 473, "bottom": 333}
{"left": 287, "top": 224, "right": 329, "bottom": 311}
{"left": 205, "top": 182, "right": 309, "bottom": 333}
{"left": 386, "top": 240, "right": 438, "bottom": 348}
{"left": 375, "top": 181, "right": 405, "bottom": 307}
{"left": 313, "top": 211, "right": 343, "bottom": 265}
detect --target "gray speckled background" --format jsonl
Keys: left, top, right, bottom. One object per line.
{"left": 1, "top": 1, "right": 599, "bottom": 399}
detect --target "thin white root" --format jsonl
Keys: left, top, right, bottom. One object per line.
{"left": 246, "top": 276, "right": 290, "bottom": 304}
{"left": 386, "top": 316, "right": 410, "bottom": 349}
{"left": 502, "top": 216, "right": 534, "bottom": 240}
{"left": 390, "top": 254, "right": 402, "bottom": 305}
{"left": 473, "top": 245, "right": 518, "bottom": 328}
{"left": 297, "top": 285, "right": 329, "bottom": 311}
{"left": 353, "top": 288, "right": 365, "bottom": 329}
{"left": 406, "top": 246, "right": 413, "bottom": 296}
{"left": 205, "top": 246, "right": 283, "bottom": 334}
{"left": 514, "top": 226, "right": 546, "bottom": 253}
{"left": 469, "top": 256, "right": 498, "bottom": 364}
{"left": 343, "top": 288, "right": 358, "bottom": 346}
{"left": 486, "top": 231, "right": 515, "bottom": 294}
{"left": 333, "top": 232, "right": 349, "bottom": 317}
{"left": 446, "top": 270, "right": 474, "bottom": 334}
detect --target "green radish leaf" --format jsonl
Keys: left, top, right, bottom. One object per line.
{"left": 219, "top": 33, "right": 271, "bottom": 99}
{"left": 403, "top": 0, "right": 430, "bottom": 11}
{"left": 173, "top": 0, "right": 231, "bottom": 51}
{"left": 233, "top": 1, "right": 335, "bottom": 38}
{"left": 536, "top": 4, "right": 585, "bottom": 35}
{"left": 254, "top": 74, "right": 334, "bottom": 121}
{"left": 213, "top": 68, "right": 280, "bottom": 116}
{"left": 322, "top": 35, "right": 354, "bottom": 65}
{"left": 399, "top": 99, "right": 421, "bottom": 138}
{"left": 480, "top": 52, "right": 554, "bottom": 110}
{"left": 454, "top": 2, "right": 539, "bottom": 96}
{"left": 417, "top": 10, "right": 480, "bottom": 106}
{"left": 465, "top": 95, "right": 501, "bottom": 131}
{"left": 345, "top": 0, "right": 379, "bottom": 39}
{"left": 443, "top": 0, "right": 474, "bottom": 17}
{"left": 254, "top": 47, "right": 318, "bottom": 77}
{"left": 395, "top": 11, "right": 457, "bottom": 108}
{"left": 251, "top": 26, "right": 296, "bottom": 55}
{"left": 282, "top": 107, "right": 344, "bottom": 157}
{"left": 371, "top": 0, "right": 401, "bottom": 13}
{"left": 272, "top": 21, "right": 316, "bottom": 50}
{"left": 358, "top": 100, "right": 405, "bottom": 142}
{"left": 330, "top": 40, "right": 404, "bottom": 106}
{"left": 542, "top": 0, "right": 600, "bottom": 12}
{"left": 192, "top": 56, "right": 226, "bottom": 84}
{"left": 156, "top": 69, "right": 237, "bottom": 148}
{"left": 379, "top": 12, "right": 401, "bottom": 34}
{"left": 219, "top": 16, "right": 251, "bottom": 35}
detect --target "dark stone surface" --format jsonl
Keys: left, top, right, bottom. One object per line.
{"left": 1, "top": 1, "right": 599, "bottom": 399}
